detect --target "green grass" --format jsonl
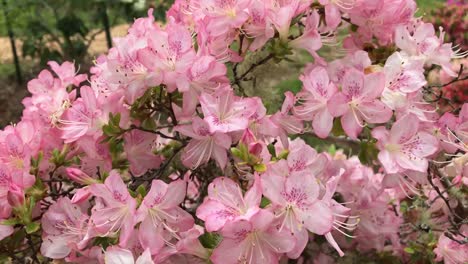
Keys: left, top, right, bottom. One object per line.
{"left": 416, "top": 0, "right": 446, "bottom": 16}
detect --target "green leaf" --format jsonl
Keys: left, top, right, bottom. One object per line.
{"left": 275, "top": 79, "right": 303, "bottom": 95}
{"left": 199, "top": 232, "right": 222, "bottom": 249}
{"left": 277, "top": 149, "right": 289, "bottom": 160}
{"left": 230, "top": 147, "right": 243, "bottom": 159}
{"left": 358, "top": 141, "right": 379, "bottom": 165}
{"left": 267, "top": 143, "right": 276, "bottom": 158}
{"left": 260, "top": 197, "right": 271, "bottom": 208}
{"left": 404, "top": 247, "right": 415, "bottom": 254}
{"left": 331, "top": 118, "right": 345, "bottom": 137}
{"left": 25, "top": 222, "right": 40, "bottom": 234}
{"left": 1, "top": 218, "right": 20, "bottom": 226}
{"left": 253, "top": 163, "right": 267, "bottom": 173}
{"left": 136, "top": 184, "right": 147, "bottom": 197}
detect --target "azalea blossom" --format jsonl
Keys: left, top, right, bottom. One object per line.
{"left": 41, "top": 197, "right": 92, "bottom": 259}
{"left": 196, "top": 176, "right": 261, "bottom": 232}
{"left": 137, "top": 179, "right": 194, "bottom": 255}
{"left": 329, "top": 68, "right": 393, "bottom": 139}
{"left": 294, "top": 66, "right": 337, "bottom": 138}
{"left": 372, "top": 114, "right": 439, "bottom": 174}
{"left": 175, "top": 116, "right": 232, "bottom": 169}
{"left": 199, "top": 88, "right": 258, "bottom": 133}
{"left": 89, "top": 171, "right": 137, "bottom": 247}
{"left": 211, "top": 209, "right": 296, "bottom": 264}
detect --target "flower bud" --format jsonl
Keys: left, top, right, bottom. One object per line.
{"left": 66, "top": 168, "right": 99, "bottom": 185}
{"left": 7, "top": 185, "right": 25, "bottom": 208}
{"left": 240, "top": 129, "right": 256, "bottom": 146}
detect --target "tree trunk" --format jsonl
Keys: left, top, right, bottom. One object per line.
{"left": 99, "top": 2, "right": 112, "bottom": 50}
{"left": 2, "top": 0, "right": 22, "bottom": 84}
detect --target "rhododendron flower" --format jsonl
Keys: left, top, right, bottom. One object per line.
{"left": 211, "top": 209, "right": 296, "bottom": 264}
{"left": 89, "top": 171, "right": 137, "bottom": 247}
{"left": 434, "top": 229, "right": 468, "bottom": 264}
{"left": 244, "top": 0, "right": 275, "bottom": 51}
{"left": 289, "top": 10, "right": 323, "bottom": 60}
{"left": 60, "top": 86, "right": 105, "bottom": 143}
{"left": 101, "top": 34, "right": 162, "bottom": 104}
{"left": 104, "top": 247, "right": 154, "bottom": 264}
{"left": 138, "top": 18, "right": 195, "bottom": 93}
{"left": 262, "top": 171, "right": 333, "bottom": 258}
{"left": 200, "top": 88, "right": 258, "bottom": 133}
{"left": 178, "top": 55, "right": 229, "bottom": 95}
{"left": 196, "top": 176, "right": 261, "bottom": 232}
{"left": 137, "top": 179, "right": 194, "bottom": 254}
{"left": 270, "top": 92, "right": 304, "bottom": 148}
{"left": 372, "top": 114, "right": 439, "bottom": 173}
{"left": 41, "top": 197, "right": 91, "bottom": 259}
{"left": 318, "top": 0, "right": 354, "bottom": 29}
{"left": 395, "top": 22, "right": 466, "bottom": 77}
{"left": 175, "top": 117, "right": 232, "bottom": 169}
{"left": 47, "top": 61, "right": 87, "bottom": 87}
{"left": 124, "top": 130, "right": 162, "bottom": 176}
{"left": 0, "top": 222, "right": 13, "bottom": 241}
{"left": 294, "top": 66, "right": 337, "bottom": 138}
{"left": 175, "top": 225, "right": 210, "bottom": 260}
{"left": 383, "top": 52, "right": 426, "bottom": 93}
{"left": 199, "top": 0, "right": 251, "bottom": 36}
{"left": 329, "top": 68, "right": 392, "bottom": 139}
{"left": 266, "top": 138, "right": 328, "bottom": 177}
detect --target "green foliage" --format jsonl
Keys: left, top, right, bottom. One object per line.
{"left": 199, "top": 232, "right": 222, "bottom": 249}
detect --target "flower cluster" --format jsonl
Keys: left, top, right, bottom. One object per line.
{"left": 0, "top": 0, "right": 467, "bottom": 263}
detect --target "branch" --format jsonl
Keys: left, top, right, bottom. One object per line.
{"left": 231, "top": 54, "right": 275, "bottom": 90}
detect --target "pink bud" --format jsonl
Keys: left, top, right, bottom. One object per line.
{"left": 7, "top": 185, "right": 25, "bottom": 207}
{"left": 71, "top": 187, "right": 92, "bottom": 204}
{"left": 249, "top": 142, "right": 263, "bottom": 157}
{"left": 66, "top": 168, "right": 99, "bottom": 185}
{"left": 240, "top": 129, "right": 256, "bottom": 146}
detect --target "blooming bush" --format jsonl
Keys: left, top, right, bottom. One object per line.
{"left": 0, "top": 0, "right": 467, "bottom": 263}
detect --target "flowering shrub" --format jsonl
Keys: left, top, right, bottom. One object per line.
{"left": 0, "top": 1, "right": 467, "bottom": 263}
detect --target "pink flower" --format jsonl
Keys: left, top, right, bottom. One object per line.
{"left": 104, "top": 247, "right": 154, "bottom": 264}
{"left": 329, "top": 68, "right": 392, "bottom": 139}
{"left": 244, "top": 0, "right": 275, "bottom": 51}
{"left": 211, "top": 209, "right": 296, "bottom": 264}
{"left": 268, "top": 0, "right": 300, "bottom": 41}
{"left": 100, "top": 34, "right": 162, "bottom": 104}
{"left": 137, "top": 179, "right": 194, "bottom": 255}
{"left": 262, "top": 171, "right": 333, "bottom": 257}
{"left": 175, "top": 225, "right": 210, "bottom": 260}
{"left": 372, "top": 114, "right": 439, "bottom": 174}
{"left": 395, "top": 22, "right": 466, "bottom": 77}
{"left": 175, "top": 117, "right": 232, "bottom": 169}
{"left": 0, "top": 222, "right": 13, "bottom": 241}
{"left": 196, "top": 176, "right": 261, "bottom": 232}
{"left": 66, "top": 168, "right": 100, "bottom": 185}
{"left": 47, "top": 61, "right": 87, "bottom": 87}
{"left": 383, "top": 52, "right": 426, "bottom": 93}
{"left": 294, "top": 66, "right": 337, "bottom": 138}
{"left": 269, "top": 92, "right": 304, "bottom": 148}
{"left": 289, "top": 10, "right": 323, "bottom": 59}
{"left": 124, "top": 130, "right": 163, "bottom": 177}
{"left": 60, "top": 86, "right": 104, "bottom": 143}
{"left": 40, "top": 197, "right": 91, "bottom": 259}
{"left": 89, "top": 170, "right": 137, "bottom": 247}
{"left": 434, "top": 229, "right": 468, "bottom": 264}
{"left": 199, "top": 0, "right": 251, "bottom": 37}
{"left": 199, "top": 88, "right": 258, "bottom": 133}
{"left": 138, "top": 18, "right": 195, "bottom": 93}
{"left": 318, "top": 0, "right": 354, "bottom": 29}
{"left": 266, "top": 138, "right": 328, "bottom": 177}
{"left": 179, "top": 55, "right": 229, "bottom": 94}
